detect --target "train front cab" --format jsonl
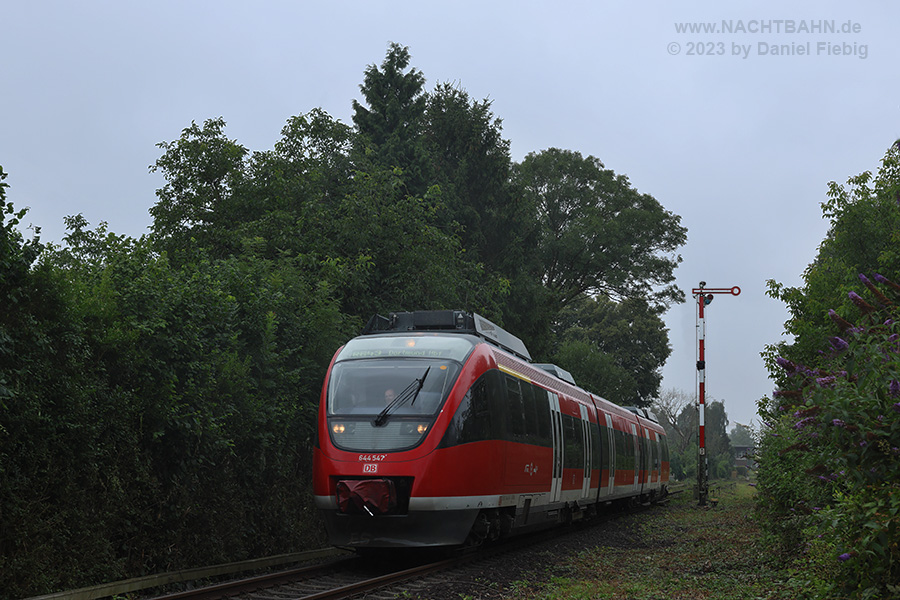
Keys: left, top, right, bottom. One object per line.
{"left": 313, "top": 332, "right": 495, "bottom": 548}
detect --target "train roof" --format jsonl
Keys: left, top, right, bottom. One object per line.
{"left": 625, "top": 406, "right": 661, "bottom": 424}
{"left": 360, "top": 310, "right": 661, "bottom": 428}
{"left": 363, "top": 310, "right": 532, "bottom": 361}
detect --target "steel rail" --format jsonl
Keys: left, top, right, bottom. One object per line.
{"left": 25, "top": 548, "right": 348, "bottom": 600}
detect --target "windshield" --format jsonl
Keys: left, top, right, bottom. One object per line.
{"left": 326, "top": 336, "right": 472, "bottom": 452}
{"left": 327, "top": 359, "right": 460, "bottom": 417}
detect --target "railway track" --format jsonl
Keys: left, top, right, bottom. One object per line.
{"left": 148, "top": 501, "right": 662, "bottom": 600}
{"left": 147, "top": 551, "right": 480, "bottom": 600}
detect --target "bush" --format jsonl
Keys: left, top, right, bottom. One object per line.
{"left": 757, "top": 274, "right": 900, "bottom": 598}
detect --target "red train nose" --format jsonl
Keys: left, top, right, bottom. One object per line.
{"left": 336, "top": 479, "right": 398, "bottom": 516}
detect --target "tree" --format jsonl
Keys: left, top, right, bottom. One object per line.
{"left": 729, "top": 422, "right": 756, "bottom": 447}
{"left": 422, "top": 83, "right": 523, "bottom": 267}
{"left": 652, "top": 387, "right": 696, "bottom": 453}
{"left": 512, "top": 148, "right": 687, "bottom": 314}
{"left": 704, "top": 399, "right": 733, "bottom": 477}
{"left": 352, "top": 42, "right": 430, "bottom": 195}
{"left": 553, "top": 294, "right": 671, "bottom": 406}
{"left": 149, "top": 117, "right": 248, "bottom": 260}
{"left": 239, "top": 108, "right": 356, "bottom": 259}
{"left": 755, "top": 142, "right": 900, "bottom": 597}
{"left": 764, "top": 140, "right": 900, "bottom": 378}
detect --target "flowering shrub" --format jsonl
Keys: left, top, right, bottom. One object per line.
{"left": 757, "top": 274, "right": 900, "bottom": 598}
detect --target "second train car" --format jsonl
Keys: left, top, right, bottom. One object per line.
{"left": 313, "top": 310, "right": 669, "bottom": 549}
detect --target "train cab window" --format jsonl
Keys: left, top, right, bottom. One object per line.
{"left": 326, "top": 340, "right": 466, "bottom": 452}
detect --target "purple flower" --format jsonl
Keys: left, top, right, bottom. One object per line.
{"left": 890, "top": 381, "right": 900, "bottom": 398}
{"left": 892, "top": 402, "right": 900, "bottom": 414}
{"left": 816, "top": 376, "right": 836, "bottom": 387}
{"left": 832, "top": 419, "right": 846, "bottom": 427}
{"left": 838, "top": 553, "right": 853, "bottom": 562}
{"left": 794, "top": 417, "right": 816, "bottom": 429}
{"left": 829, "top": 309, "right": 853, "bottom": 331}
{"left": 828, "top": 337, "right": 849, "bottom": 352}
{"left": 875, "top": 273, "right": 889, "bottom": 284}
{"left": 849, "top": 291, "right": 876, "bottom": 312}
{"left": 776, "top": 357, "right": 797, "bottom": 373}
{"left": 859, "top": 441, "right": 868, "bottom": 448}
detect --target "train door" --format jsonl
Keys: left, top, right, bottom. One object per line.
{"left": 579, "top": 404, "right": 592, "bottom": 499}
{"left": 630, "top": 423, "right": 640, "bottom": 492}
{"left": 640, "top": 428, "right": 651, "bottom": 491}
{"left": 548, "top": 392, "right": 563, "bottom": 503}
{"left": 650, "top": 430, "right": 660, "bottom": 486}
{"left": 604, "top": 413, "right": 615, "bottom": 496}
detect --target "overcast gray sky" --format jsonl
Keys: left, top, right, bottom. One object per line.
{"left": 3, "top": 1, "right": 898, "bottom": 430}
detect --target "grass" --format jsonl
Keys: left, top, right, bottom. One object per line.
{"left": 502, "top": 482, "right": 777, "bottom": 600}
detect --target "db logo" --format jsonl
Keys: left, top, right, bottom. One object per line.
{"left": 363, "top": 463, "right": 378, "bottom": 474}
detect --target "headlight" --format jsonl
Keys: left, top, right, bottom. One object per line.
{"left": 332, "top": 423, "right": 346, "bottom": 434}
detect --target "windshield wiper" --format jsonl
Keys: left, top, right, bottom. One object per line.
{"left": 374, "top": 367, "right": 431, "bottom": 427}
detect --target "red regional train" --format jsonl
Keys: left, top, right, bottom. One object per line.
{"left": 313, "top": 310, "right": 669, "bottom": 550}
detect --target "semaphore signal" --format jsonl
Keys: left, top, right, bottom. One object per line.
{"left": 692, "top": 282, "right": 740, "bottom": 506}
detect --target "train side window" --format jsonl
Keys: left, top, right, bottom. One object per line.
{"left": 521, "top": 382, "right": 539, "bottom": 440}
{"left": 599, "top": 420, "right": 610, "bottom": 474}
{"left": 505, "top": 375, "right": 525, "bottom": 438}
{"left": 533, "top": 384, "right": 552, "bottom": 445}
{"left": 562, "top": 413, "right": 582, "bottom": 469}
{"left": 614, "top": 428, "right": 627, "bottom": 472}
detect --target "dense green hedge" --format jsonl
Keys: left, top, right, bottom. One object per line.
{"left": 1, "top": 193, "right": 343, "bottom": 597}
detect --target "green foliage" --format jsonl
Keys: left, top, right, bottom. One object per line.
{"left": 729, "top": 422, "right": 756, "bottom": 447}
{"left": 757, "top": 142, "right": 900, "bottom": 598}
{"left": 758, "top": 302, "right": 900, "bottom": 596}
{"left": 512, "top": 148, "right": 687, "bottom": 313}
{"left": 352, "top": 42, "right": 430, "bottom": 194}
{"left": 149, "top": 117, "right": 249, "bottom": 260}
{"left": 1, "top": 210, "right": 343, "bottom": 597}
{"left": 553, "top": 294, "right": 671, "bottom": 406}
{"left": 422, "top": 83, "right": 521, "bottom": 269}
{"left": 764, "top": 143, "right": 900, "bottom": 376}
{"left": 653, "top": 389, "right": 734, "bottom": 482}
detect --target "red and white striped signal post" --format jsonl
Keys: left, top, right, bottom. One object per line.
{"left": 692, "top": 282, "right": 740, "bottom": 506}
